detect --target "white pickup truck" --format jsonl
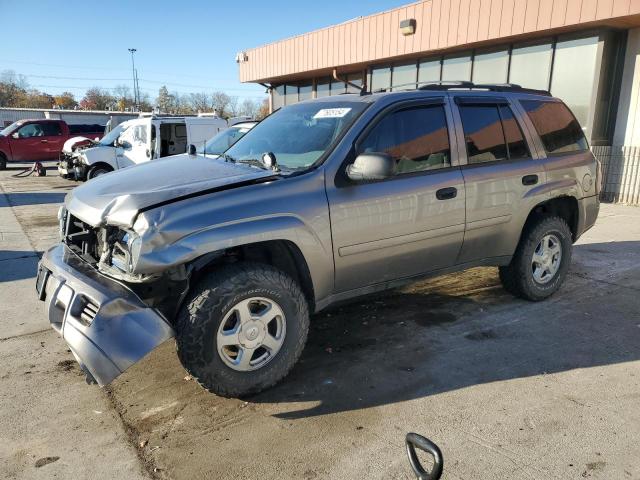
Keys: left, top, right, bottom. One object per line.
{"left": 59, "top": 115, "right": 250, "bottom": 180}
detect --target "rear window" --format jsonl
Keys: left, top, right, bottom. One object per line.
{"left": 41, "top": 122, "right": 62, "bottom": 136}
{"left": 68, "top": 124, "right": 105, "bottom": 135}
{"left": 520, "top": 100, "right": 588, "bottom": 155}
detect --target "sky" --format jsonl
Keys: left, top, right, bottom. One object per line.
{"left": 0, "top": 0, "right": 409, "bottom": 103}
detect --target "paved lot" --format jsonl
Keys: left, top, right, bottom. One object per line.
{"left": 1, "top": 163, "right": 639, "bottom": 479}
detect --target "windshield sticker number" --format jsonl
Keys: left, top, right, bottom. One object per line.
{"left": 313, "top": 108, "right": 352, "bottom": 119}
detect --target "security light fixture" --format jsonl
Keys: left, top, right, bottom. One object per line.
{"left": 400, "top": 18, "right": 416, "bottom": 36}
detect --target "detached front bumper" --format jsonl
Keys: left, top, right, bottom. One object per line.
{"left": 36, "top": 244, "right": 175, "bottom": 386}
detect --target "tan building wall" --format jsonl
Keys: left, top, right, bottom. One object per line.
{"left": 239, "top": 0, "right": 640, "bottom": 84}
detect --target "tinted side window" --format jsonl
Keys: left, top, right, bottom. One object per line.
{"left": 520, "top": 100, "right": 588, "bottom": 154}
{"left": 359, "top": 105, "right": 451, "bottom": 175}
{"left": 41, "top": 122, "right": 62, "bottom": 136}
{"left": 459, "top": 105, "right": 507, "bottom": 164}
{"left": 17, "top": 123, "right": 44, "bottom": 138}
{"left": 499, "top": 106, "right": 529, "bottom": 160}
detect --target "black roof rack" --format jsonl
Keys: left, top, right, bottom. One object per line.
{"left": 418, "top": 81, "right": 551, "bottom": 96}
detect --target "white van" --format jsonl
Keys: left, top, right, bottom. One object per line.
{"left": 59, "top": 115, "right": 229, "bottom": 180}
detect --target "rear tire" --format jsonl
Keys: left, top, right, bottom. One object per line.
{"left": 87, "top": 165, "right": 112, "bottom": 180}
{"left": 176, "top": 262, "right": 310, "bottom": 397}
{"left": 499, "top": 215, "right": 572, "bottom": 301}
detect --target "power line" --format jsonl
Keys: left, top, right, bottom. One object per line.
{"left": 0, "top": 58, "right": 240, "bottom": 81}
{"left": 27, "top": 83, "right": 266, "bottom": 100}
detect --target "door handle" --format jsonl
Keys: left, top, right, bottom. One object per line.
{"left": 436, "top": 187, "right": 457, "bottom": 200}
{"left": 40, "top": 139, "right": 49, "bottom": 143}
{"left": 522, "top": 174, "right": 538, "bottom": 186}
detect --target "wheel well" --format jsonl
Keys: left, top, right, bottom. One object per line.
{"left": 190, "top": 240, "right": 316, "bottom": 311}
{"left": 88, "top": 162, "right": 114, "bottom": 172}
{"left": 524, "top": 196, "right": 579, "bottom": 241}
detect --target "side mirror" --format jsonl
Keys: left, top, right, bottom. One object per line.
{"left": 11, "top": 132, "right": 19, "bottom": 139}
{"left": 188, "top": 144, "right": 197, "bottom": 156}
{"left": 346, "top": 153, "right": 396, "bottom": 182}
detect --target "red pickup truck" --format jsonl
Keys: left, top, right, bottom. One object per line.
{"left": 0, "top": 119, "right": 105, "bottom": 169}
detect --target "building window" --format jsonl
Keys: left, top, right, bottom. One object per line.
{"left": 550, "top": 36, "right": 599, "bottom": 134}
{"left": 472, "top": 49, "right": 509, "bottom": 84}
{"left": 299, "top": 84, "right": 313, "bottom": 101}
{"left": 442, "top": 54, "right": 471, "bottom": 81}
{"left": 284, "top": 85, "right": 298, "bottom": 105}
{"left": 392, "top": 62, "right": 417, "bottom": 91}
{"left": 272, "top": 85, "right": 285, "bottom": 110}
{"left": 330, "top": 79, "right": 346, "bottom": 96}
{"left": 346, "top": 73, "right": 363, "bottom": 93}
{"left": 418, "top": 59, "right": 441, "bottom": 85}
{"left": 520, "top": 100, "right": 589, "bottom": 155}
{"left": 371, "top": 66, "right": 391, "bottom": 91}
{"left": 358, "top": 105, "right": 451, "bottom": 174}
{"left": 509, "top": 42, "right": 553, "bottom": 91}
{"left": 316, "top": 78, "right": 331, "bottom": 98}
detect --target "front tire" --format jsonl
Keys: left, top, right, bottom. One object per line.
{"left": 499, "top": 216, "right": 572, "bottom": 301}
{"left": 0, "top": 153, "right": 6, "bottom": 170}
{"left": 86, "top": 165, "right": 112, "bottom": 180}
{"left": 176, "top": 263, "right": 310, "bottom": 397}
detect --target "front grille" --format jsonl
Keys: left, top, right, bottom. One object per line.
{"left": 63, "top": 215, "right": 101, "bottom": 263}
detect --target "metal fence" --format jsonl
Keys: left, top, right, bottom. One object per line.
{"left": 592, "top": 145, "right": 640, "bottom": 205}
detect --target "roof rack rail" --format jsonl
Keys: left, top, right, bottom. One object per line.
{"left": 418, "top": 81, "right": 551, "bottom": 96}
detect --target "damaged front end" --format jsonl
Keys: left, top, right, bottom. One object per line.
{"left": 37, "top": 210, "right": 185, "bottom": 386}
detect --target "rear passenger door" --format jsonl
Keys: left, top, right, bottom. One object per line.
{"left": 453, "top": 97, "right": 547, "bottom": 263}
{"left": 328, "top": 100, "right": 466, "bottom": 292}
{"left": 40, "top": 122, "right": 64, "bottom": 158}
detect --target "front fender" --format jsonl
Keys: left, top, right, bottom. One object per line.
{"left": 135, "top": 214, "right": 333, "bottom": 304}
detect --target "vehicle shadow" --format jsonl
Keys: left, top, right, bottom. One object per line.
{"left": 3, "top": 192, "right": 66, "bottom": 206}
{"left": 0, "top": 250, "right": 42, "bottom": 282}
{"left": 248, "top": 240, "right": 640, "bottom": 419}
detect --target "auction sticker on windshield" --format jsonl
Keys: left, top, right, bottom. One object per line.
{"left": 313, "top": 108, "right": 352, "bottom": 119}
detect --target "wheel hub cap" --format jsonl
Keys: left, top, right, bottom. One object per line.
{"left": 531, "top": 234, "right": 562, "bottom": 285}
{"left": 216, "top": 297, "right": 286, "bottom": 372}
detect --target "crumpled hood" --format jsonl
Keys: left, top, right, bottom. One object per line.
{"left": 66, "top": 153, "right": 277, "bottom": 228}
{"left": 62, "top": 136, "right": 97, "bottom": 153}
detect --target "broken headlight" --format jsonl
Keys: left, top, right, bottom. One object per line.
{"left": 110, "top": 230, "right": 142, "bottom": 273}
{"left": 58, "top": 205, "right": 67, "bottom": 240}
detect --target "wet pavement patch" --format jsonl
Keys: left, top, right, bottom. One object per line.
{"left": 35, "top": 456, "right": 60, "bottom": 468}
{"left": 465, "top": 329, "right": 499, "bottom": 341}
{"left": 57, "top": 359, "right": 76, "bottom": 371}
{"left": 414, "top": 311, "right": 457, "bottom": 326}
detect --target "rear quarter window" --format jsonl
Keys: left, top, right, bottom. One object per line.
{"left": 520, "top": 99, "right": 588, "bottom": 155}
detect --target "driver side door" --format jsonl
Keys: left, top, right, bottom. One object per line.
{"left": 9, "top": 122, "right": 48, "bottom": 161}
{"left": 327, "top": 99, "right": 466, "bottom": 293}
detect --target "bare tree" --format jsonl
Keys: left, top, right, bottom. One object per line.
{"left": 190, "top": 92, "right": 210, "bottom": 112}
{"left": 211, "top": 91, "right": 231, "bottom": 116}
{"left": 239, "top": 98, "right": 259, "bottom": 118}
{"left": 227, "top": 96, "right": 239, "bottom": 116}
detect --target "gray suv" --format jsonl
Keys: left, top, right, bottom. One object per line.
{"left": 36, "top": 84, "right": 600, "bottom": 396}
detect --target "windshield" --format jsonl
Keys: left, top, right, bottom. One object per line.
{"left": 98, "top": 123, "right": 128, "bottom": 146}
{"left": 200, "top": 124, "right": 254, "bottom": 155}
{"left": 0, "top": 121, "right": 23, "bottom": 136}
{"left": 224, "top": 101, "right": 367, "bottom": 171}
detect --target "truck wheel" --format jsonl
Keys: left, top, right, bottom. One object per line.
{"left": 0, "top": 154, "right": 6, "bottom": 170}
{"left": 499, "top": 216, "right": 572, "bottom": 301}
{"left": 176, "top": 262, "right": 310, "bottom": 397}
{"left": 87, "top": 165, "right": 112, "bottom": 179}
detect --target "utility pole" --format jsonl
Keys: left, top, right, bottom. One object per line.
{"left": 128, "top": 48, "right": 139, "bottom": 111}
